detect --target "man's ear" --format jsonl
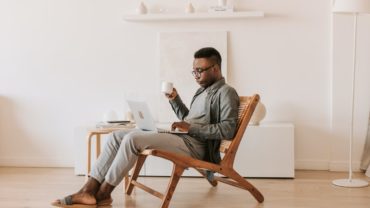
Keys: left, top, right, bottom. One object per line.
{"left": 214, "top": 64, "right": 221, "bottom": 72}
{"left": 215, "top": 65, "right": 222, "bottom": 76}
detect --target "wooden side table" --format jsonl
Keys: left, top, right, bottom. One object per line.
{"left": 85, "top": 125, "right": 135, "bottom": 187}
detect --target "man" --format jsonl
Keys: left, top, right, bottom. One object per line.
{"left": 52, "top": 47, "right": 240, "bottom": 207}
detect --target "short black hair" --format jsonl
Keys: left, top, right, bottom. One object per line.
{"left": 194, "top": 47, "right": 222, "bottom": 67}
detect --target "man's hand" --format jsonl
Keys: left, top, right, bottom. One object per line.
{"left": 171, "top": 121, "right": 190, "bottom": 132}
{"left": 165, "top": 88, "right": 178, "bottom": 101}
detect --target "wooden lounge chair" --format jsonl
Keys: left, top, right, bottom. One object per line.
{"left": 125, "top": 94, "right": 264, "bottom": 207}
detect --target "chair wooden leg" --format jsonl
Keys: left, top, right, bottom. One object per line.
{"left": 124, "top": 174, "right": 129, "bottom": 191}
{"left": 226, "top": 170, "right": 264, "bottom": 203}
{"left": 126, "top": 154, "right": 147, "bottom": 195}
{"left": 160, "top": 164, "right": 185, "bottom": 208}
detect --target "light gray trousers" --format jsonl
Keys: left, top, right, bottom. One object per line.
{"left": 89, "top": 129, "right": 192, "bottom": 186}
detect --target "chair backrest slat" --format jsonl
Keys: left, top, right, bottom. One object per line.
{"left": 219, "top": 95, "right": 260, "bottom": 168}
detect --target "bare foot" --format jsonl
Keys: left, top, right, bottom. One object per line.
{"left": 95, "top": 191, "right": 112, "bottom": 205}
{"left": 95, "top": 181, "right": 115, "bottom": 205}
{"left": 53, "top": 192, "right": 96, "bottom": 205}
{"left": 97, "top": 197, "right": 113, "bottom": 206}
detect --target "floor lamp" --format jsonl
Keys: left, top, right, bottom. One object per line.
{"left": 332, "top": 0, "right": 370, "bottom": 188}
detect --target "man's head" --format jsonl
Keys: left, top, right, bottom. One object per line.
{"left": 192, "top": 47, "right": 223, "bottom": 88}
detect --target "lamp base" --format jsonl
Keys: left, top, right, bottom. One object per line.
{"left": 332, "top": 179, "right": 369, "bottom": 188}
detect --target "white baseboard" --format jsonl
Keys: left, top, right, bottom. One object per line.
{"left": 0, "top": 157, "right": 72, "bottom": 168}
{"left": 295, "top": 159, "right": 363, "bottom": 172}
{"left": 295, "top": 160, "right": 329, "bottom": 170}
{"left": 329, "top": 161, "right": 362, "bottom": 172}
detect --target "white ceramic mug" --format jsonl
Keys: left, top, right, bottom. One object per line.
{"left": 161, "top": 81, "right": 174, "bottom": 94}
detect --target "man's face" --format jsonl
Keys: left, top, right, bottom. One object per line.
{"left": 192, "top": 58, "right": 217, "bottom": 88}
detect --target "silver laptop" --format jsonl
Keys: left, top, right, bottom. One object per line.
{"left": 126, "top": 100, "right": 188, "bottom": 134}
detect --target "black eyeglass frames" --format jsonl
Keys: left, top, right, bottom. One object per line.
{"left": 191, "top": 64, "right": 214, "bottom": 77}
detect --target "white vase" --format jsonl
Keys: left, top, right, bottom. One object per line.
{"left": 218, "top": 0, "right": 227, "bottom": 7}
{"left": 136, "top": 2, "right": 148, "bottom": 14}
{"left": 250, "top": 101, "right": 266, "bottom": 125}
{"left": 185, "top": 2, "right": 195, "bottom": 13}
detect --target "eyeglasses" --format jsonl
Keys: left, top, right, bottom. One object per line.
{"left": 191, "top": 64, "right": 214, "bottom": 77}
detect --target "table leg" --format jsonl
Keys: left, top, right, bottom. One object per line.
{"left": 96, "top": 134, "right": 101, "bottom": 159}
{"left": 86, "top": 132, "right": 95, "bottom": 181}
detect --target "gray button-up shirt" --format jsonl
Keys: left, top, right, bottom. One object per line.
{"left": 169, "top": 78, "right": 239, "bottom": 163}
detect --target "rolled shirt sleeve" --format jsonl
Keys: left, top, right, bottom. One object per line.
{"left": 169, "top": 95, "right": 189, "bottom": 120}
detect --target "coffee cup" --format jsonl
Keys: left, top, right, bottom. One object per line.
{"left": 161, "top": 81, "right": 174, "bottom": 94}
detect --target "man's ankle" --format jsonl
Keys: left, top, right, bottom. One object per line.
{"left": 80, "top": 177, "right": 101, "bottom": 194}
{"left": 95, "top": 182, "right": 115, "bottom": 201}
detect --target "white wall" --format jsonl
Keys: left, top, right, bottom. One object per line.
{"left": 0, "top": 0, "right": 368, "bottom": 171}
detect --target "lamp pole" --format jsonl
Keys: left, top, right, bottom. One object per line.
{"left": 332, "top": 0, "right": 370, "bottom": 188}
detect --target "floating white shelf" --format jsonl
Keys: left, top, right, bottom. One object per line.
{"left": 124, "top": 11, "right": 264, "bottom": 22}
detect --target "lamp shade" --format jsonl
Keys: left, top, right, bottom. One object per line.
{"left": 333, "top": 0, "right": 370, "bottom": 13}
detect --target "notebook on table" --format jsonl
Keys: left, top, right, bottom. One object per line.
{"left": 126, "top": 100, "right": 188, "bottom": 134}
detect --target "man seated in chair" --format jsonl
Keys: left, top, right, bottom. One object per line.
{"left": 52, "top": 47, "right": 240, "bottom": 207}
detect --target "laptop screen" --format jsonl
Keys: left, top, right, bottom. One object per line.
{"left": 126, "top": 100, "right": 157, "bottom": 131}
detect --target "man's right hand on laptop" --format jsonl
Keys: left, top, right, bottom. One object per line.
{"left": 171, "top": 121, "right": 190, "bottom": 132}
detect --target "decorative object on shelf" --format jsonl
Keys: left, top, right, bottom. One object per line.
{"left": 185, "top": 2, "right": 195, "bottom": 13}
{"left": 209, "top": 0, "right": 234, "bottom": 13}
{"left": 123, "top": 11, "right": 264, "bottom": 21}
{"left": 158, "top": 8, "right": 167, "bottom": 13}
{"left": 136, "top": 1, "right": 148, "bottom": 14}
{"left": 332, "top": 0, "right": 370, "bottom": 188}
{"left": 218, "top": 0, "right": 227, "bottom": 7}
{"left": 250, "top": 101, "right": 266, "bottom": 125}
